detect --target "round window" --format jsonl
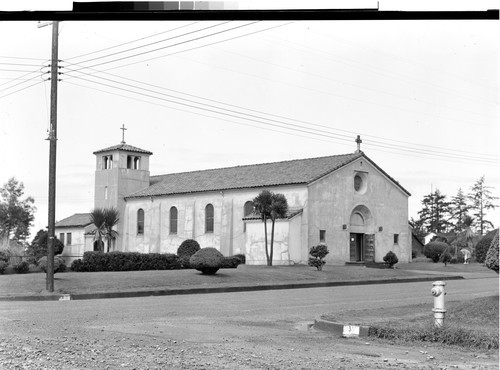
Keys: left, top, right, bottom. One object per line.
{"left": 354, "top": 174, "right": 363, "bottom": 191}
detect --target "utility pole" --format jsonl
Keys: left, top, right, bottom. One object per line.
{"left": 46, "top": 20, "right": 59, "bottom": 292}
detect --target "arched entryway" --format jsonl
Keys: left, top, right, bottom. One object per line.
{"left": 349, "top": 205, "right": 375, "bottom": 262}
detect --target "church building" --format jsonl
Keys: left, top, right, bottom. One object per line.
{"left": 56, "top": 134, "right": 412, "bottom": 265}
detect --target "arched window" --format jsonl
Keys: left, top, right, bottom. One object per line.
{"left": 127, "top": 155, "right": 133, "bottom": 169}
{"left": 137, "top": 208, "right": 144, "bottom": 235}
{"left": 243, "top": 201, "right": 254, "bottom": 216}
{"left": 134, "top": 156, "right": 140, "bottom": 170}
{"left": 205, "top": 204, "right": 214, "bottom": 233}
{"left": 170, "top": 206, "right": 178, "bottom": 234}
{"left": 103, "top": 156, "right": 108, "bottom": 169}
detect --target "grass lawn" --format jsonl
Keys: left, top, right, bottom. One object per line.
{"left": 369, "top": 296, "right": 499, "bottom": 350}
{"left": 322, "top": 295, "right": 499, "bottom": 350}
{"left": 0, "top": 260, "right": 494, "bottom": 297}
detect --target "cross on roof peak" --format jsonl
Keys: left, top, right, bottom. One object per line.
{"left": 120, "top": 124, "right": 127, "bottom": 144}
{"left": 355, "top": 135, "right": 362, "bottom": 153}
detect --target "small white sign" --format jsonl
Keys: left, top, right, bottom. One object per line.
{"left": 59, "top": 295, "right": 71, "bottom": 301}
{"left": 343, "top": 325, "right": 360, "bottom": 337}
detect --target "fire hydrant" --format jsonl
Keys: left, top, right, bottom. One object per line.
{"left": 431, "top": 281, "right": 446, "bottom": 327}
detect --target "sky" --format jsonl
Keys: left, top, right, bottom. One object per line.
{"left": 1, "top": 0, "right": 499, "bottom": 239}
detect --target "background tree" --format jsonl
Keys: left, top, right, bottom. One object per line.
{"left": 0, "top": 177, "right": 36, "bottom": 242}
{"left": 417, "top": 189, "right": 453, "bottom": 234}
{"left": 468, "top": 176, "right": 498, "bottom": 235}
{"left": 450, "top": 188, "right": 470, "bottom": 232}
{"left": 90, "top": 207, "right": 119, "bottom": 252}
{"left": 26, "top": 229, "right": 64, "bottom": 261}
{"left": 253, "top": 190, "right": 288, "bottom": 266}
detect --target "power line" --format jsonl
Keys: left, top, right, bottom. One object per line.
{"left": 66, "top": 21, "right": 258, "bottom": 73}
{"left": 62, "top": 71, "right": 498, "bottom": 165}
{"left": 0, "top": 79, "right": 44, "bottom": 99}
{"left": 64, "top": 21, "right": 201, "bottom": 61}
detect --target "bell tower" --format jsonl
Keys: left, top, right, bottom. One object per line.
{"left": 93, "top": 126, "right": 152, "bottom": 250}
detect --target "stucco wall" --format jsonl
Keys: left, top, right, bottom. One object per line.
{"left": 122, "top": 185, "right": 308, "bottom": 261}
{"left": 56, "top": 225, "right": 93, "bottom": 264}
{"left": 307, "top": 157, "right": 410, "bottom": 264}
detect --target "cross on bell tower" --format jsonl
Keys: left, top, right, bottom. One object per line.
{"left": 355, "top": 135, "right": 362, "bottom": 153}
{"left": 120, "top": 124, "right": 127, "bottom": 144}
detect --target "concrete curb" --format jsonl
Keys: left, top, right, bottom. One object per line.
{"left": 0, "top": 275, "right": 464, "bottom": 302}
{"left": 314, "top": 318, "right": 371, "bottom": 338}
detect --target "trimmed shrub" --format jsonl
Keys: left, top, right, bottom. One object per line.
{"left": 423, "top": 241, "right": 450, "bottom": 263}
{"left": 71, "top": 259, "right": 84, "bottom": 272}
{"left": 233, "top": 254, "right": 246, "bottom": 265}
{"left": 0, "top": 250, "right": 9, "bottom": 263}
{"left": 220, "top": 255, "right": 244, "bottom": 269}
{"left": 383, "top": 251, "right": 399, "bottom": 268}
{"left": 476, "top": 229, "right": 498, "bottom": 264}
{"left": 38, "top": 256, "right": 66, "bottom": 273}
{"left": 70, "top": 251, "right": 181, "bottom": 272}
{"left": 14, "top": 261, "right": 30, "bottom": 274}
{"left": 0, "top": 261, "right": 8, "bottom": 274}
{"left": 189, "top": 247, "right": 224, "bottom": 275}
{"left": 177, "top": 239, "right": 201, "bottom": 268}
{"left": 308, "top": 244, "right": 329, "bottom": 271}
{"left": 26, "top": 230, "right": 64, "bottom": 261}
{"left": 485, "top": 230, "right": 499, "bottom": 274}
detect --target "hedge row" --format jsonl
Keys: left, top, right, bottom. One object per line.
{"left": 71, "top": 251, "right": 182, "bottom": 272}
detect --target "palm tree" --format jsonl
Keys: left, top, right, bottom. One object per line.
{"left": 90, "top": 207, "right": 119, "bottom": 252}
{"left": 453, "top": 215, "right": 475, "bottom": 259}
{"left": 253, "top": 190, "right": 273, "bottom": 265}
{"left": 90, "top": 208, "right": 106, "bottom": 252}
{"left": 103, "top": 208, "right": 120, "bottom": 252}
{"left": 253, "top": 190, "right": 288, "bottom": 266}
{"left": 269, "top": 193, "right": 288, "bottom": 265}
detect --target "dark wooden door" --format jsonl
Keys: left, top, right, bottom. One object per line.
{"left": 349, "top": 233, "right": 357, "bottom": 261}
{"left": 364, "top": 234, "right": 375, "bottom": 262}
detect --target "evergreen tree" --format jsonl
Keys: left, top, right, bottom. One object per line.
{"left": 417, "top": 189, "right": 453, "bottom": 234}
{"left": 468, "top": 176, "right": 498, "bottom": 235}
{"left": 450, "top": 188, "right": 470, "bottom": 232}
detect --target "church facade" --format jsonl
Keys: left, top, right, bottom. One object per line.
{"left": 56, "top": 139, "right": 412, "bottom": 265}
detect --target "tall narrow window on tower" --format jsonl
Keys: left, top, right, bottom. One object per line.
{"left": 134, "top": 156, "right": 140, "bottom": 170}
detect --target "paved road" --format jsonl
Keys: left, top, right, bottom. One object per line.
{"left": 0, "top": 276, "right": 498, "bottom": 369}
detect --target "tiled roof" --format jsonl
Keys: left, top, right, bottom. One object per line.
{"left": 127, "top": 152, "right": 410, "bottom": 199}
{"left": 93, "top": 143, "right": 153, "bottom": 155}
{"left": 128, "top": 151, "right": 408, "bottom": 199}
{"left": 55, "top": 213, "right": 92, "bottom": 228}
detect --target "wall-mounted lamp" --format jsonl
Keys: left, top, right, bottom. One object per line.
{"left": 342, "top": 224, "right": 347, "bottom": 230}
{"left": 379, "top": 226, "right": 383, "bottom": 232}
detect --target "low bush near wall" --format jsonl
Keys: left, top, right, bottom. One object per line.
{"left": 13, "top": 261, "right": 30, "bottom": 274}
{"left": 308, "top": 244, "right": 329, "bottom": 271}
{"left": 70, "top": 251, "right": 181, "bottom": 272}
{"left": 177, "top": 239, "right": 201, "bottom": 268}
{"left": 383, "top": 251, "right": 399, "bottom": 268}
{"left": 38, "top": 256, "right": 67, "bottom": 273}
